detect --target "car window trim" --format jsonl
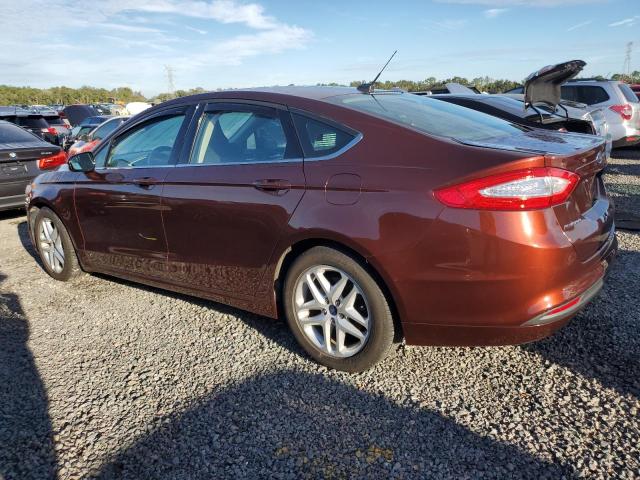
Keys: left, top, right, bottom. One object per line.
{"left": 178, "top": 101, "right": 303, "bottom": 167}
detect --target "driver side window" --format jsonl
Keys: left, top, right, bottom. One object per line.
{"left": 105, "top": 114, "right": 185, "bottom": 168}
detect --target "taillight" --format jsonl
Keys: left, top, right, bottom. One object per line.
{"left": 41, "top": 127, "right": 58, "bottom": 135}
{"left": 434, "top": 167, "right": 580, "bottom": 211}
{"left": 38, "top": 151, "right": 67, "bottom": 170}
{"left": 609, "top": 104, "right": 632, "bottom": 121}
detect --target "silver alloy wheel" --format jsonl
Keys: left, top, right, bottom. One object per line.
{"left": 293, "top": 265, "right": 371, "bottom": 358}
{"left": 39, "top": 218, "right": 65, "bottom": 274}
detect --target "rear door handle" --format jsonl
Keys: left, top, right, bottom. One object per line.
{"left": 252, "top": 179, "right": 291, "bottom": 195}
{"left": 132, "top": 177, "right": 157, "bottom": 189}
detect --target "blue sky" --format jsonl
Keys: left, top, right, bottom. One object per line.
{"left": 1, "top": 0, "right": 638, "bottom": 95}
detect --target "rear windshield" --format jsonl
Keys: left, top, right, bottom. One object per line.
{"left": 327, "top": 93, "right": 526, "bottom": 142}
{"left": 0, "top": 122, "right": 39, "bottom": 143}
{"left": 619, "top": 84, "right": 639, "bottom": 103}
{"left": 16, "top": 116, "right": 48, "bottom": 129}
{"left": 45, "top": 116, "right": 65, "bottom": 125}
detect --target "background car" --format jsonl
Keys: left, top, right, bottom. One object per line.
{"left": 26, "top": 87, "right": 616, "bottom": 372}
{"left": 0, "top": 120, "right": 66, "bottom": 211}
{"left": 509, "top": 79, "right": 640, "bottom": 147}
{"left": 67, "top": 115, "right": 129, "bottom": 156}
{"left": 64, "top": 115, "right": 113, "bottom": 150}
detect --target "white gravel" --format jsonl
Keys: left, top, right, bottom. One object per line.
{"left": 0, "top": 149, "right": 638, "bottom": 479}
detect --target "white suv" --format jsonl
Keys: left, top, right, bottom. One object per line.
{"left": 561, "top": 80, "right": 640, "bottom": 148}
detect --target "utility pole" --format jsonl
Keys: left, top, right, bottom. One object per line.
{"left": 623, "top": 42, "right": 633, "bottom": 77}
{"left": 164, "top": 65, "right": 176, "bottom": 98}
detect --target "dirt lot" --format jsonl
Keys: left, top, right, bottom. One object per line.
{"left": 0, "top": 151, "right": 639, "bottom": 479}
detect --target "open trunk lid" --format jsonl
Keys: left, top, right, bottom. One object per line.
{"left": 524, "top": 60, "right": 586, "bottom": 109}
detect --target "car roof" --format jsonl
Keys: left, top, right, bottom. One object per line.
{"left": 158, "top": 86, "right": 375, "bottom": 109}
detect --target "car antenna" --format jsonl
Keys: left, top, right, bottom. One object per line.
{"left": 357, "top": 50, "right": 398, "bottom": 94}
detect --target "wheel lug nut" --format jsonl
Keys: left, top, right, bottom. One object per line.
{"left": 339, "top": 314, "right": 344, "bottom": 319}
{"left": 322, "top": 309, "right": 327, "bottom": 315}
{"left": 335, "top": 300, "right": 341, "bottom": 306}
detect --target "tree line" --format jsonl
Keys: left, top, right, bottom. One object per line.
{"left": 0, "top": 85, "right": 146, "bottom": 106}
{"left": 2, "top": 71, "right": 638, "bottom": 106}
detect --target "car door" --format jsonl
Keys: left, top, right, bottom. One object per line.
{"left": 74, "top": 107, "right": 192, "bottom": 279}
{"left": 161, "top": 101, "right": 305, "bottom": 300}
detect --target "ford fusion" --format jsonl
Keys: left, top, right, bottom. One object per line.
{"left": 25, "top": 87, "right": 617, "bottom": 372}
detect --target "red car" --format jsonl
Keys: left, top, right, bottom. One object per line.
{"left": 26, "top": 87, "right": 617, "bottom": 371}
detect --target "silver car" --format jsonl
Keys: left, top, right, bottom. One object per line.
{"left": 560, "top": 80, "right": 640, "bottom": 148}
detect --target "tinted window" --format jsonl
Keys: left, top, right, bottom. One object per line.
{"left": 77, "top": 126, "right": 93, "bottom": 137}
{"left": 92, "top": 118, "right": 124, "bottom": 140}
{"left": 507, "top": 87, "right": 524, "bottom": 94}
{"left": 561, "top": 85, "right": 609, "bottom": 105}
{"left": 619, "top": 84, "right": 639, "bottom": 103}
{"left": 16, "top": 117, "right": 48, "bottom": 129}
{"left": 292, "top": 114, "right": 355, "bottom": 157}
{"left": 105, "top": 115, "right": 184, "bottom": 168}
{"left": 329, "top": 93, "right": 526, "bottom": 142}
{"left": 0, "top": 122, "right": 39, "bottom": 143}
{"left": 190, "top": 111, "right": 288, "bottom": 165}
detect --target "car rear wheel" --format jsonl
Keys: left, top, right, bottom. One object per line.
{"left": 34, "top": 207, "right": 82, "bottom": 281}
{"left": 283, "top": 246, "right": 395, "bottom": 372}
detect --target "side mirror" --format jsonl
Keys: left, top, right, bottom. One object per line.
{"left": 68, "top": 152, "right": 95, "bottom": 173}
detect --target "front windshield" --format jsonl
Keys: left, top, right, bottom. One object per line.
{"left": 328, "top": 93, "right": 527, "bottom": 142}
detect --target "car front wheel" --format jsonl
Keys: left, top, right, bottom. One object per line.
{"left": 283, "top": 246, "right": 395, "bottom": 372}
{"left": 33, "top": 207, "right": 82, "bottom": 281}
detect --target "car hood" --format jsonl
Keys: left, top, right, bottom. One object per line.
{"left": 62, "top": 105, "right": 99, "bottom": 126}
{"left": 460, "top": 126, "right": 603, "bottom": 156}
{"left": 524, "top": 60, "right": 586, "bottom": 109}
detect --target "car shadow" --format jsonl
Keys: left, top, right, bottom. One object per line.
{"left": 17, "top": 220, "right": 43, "bottom": 267}
{"left": 522, "top": 241, "right": 640, "bottom": 399}
{"left": 610, "top": 148, "right": 640, "bottom": 160}
{"left": 91, "top": 371, "right": 575, "bottom": 479}
{"left": 0, "top": 272, "right": 57, "bottom": 479}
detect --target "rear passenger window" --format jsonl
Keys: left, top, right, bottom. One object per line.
{"left": 292, "top": 114, "right": 356, "bottom": 158}
{"left": 190, "top": 110, "right": 290, "bottom": 165}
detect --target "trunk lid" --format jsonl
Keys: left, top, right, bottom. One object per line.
{"left": 524, "top": 60, "right": 586, "bottom": 109}
{"left": 546, "top": 140, "right": 612, "bottom": 262}
{"left": 0, "top": 143, "right": 59, "bottom": 197}
{"left": 464, "top": 128, "right": 611, "bottom": 262}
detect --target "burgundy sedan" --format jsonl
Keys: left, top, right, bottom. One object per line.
{"left": 26, "top": 87, "right": 617, "bottom": 372}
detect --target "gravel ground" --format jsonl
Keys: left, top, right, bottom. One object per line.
{"left": 1, "top": 150, "right": 639, "bottom": 480}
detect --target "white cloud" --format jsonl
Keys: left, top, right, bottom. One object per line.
{"left": 186, "top": 25, "right": 208, "bottom": 34}
{"left": 608, "top": 16, "right": 640, "bottom": 27}
{"left": 0, "top": 0, "right": 313, "bottom": 93}
{"left": 484, "top": 8, "right": 508, "bottom": 18}
{"left": 429, "top": 19, "right": 469, "bottom": 30}
{"left": 566, "top": 20, "right": 592, "bottom": 31}
{"left": 436, "top": 0, "right": 600, "bottom": 6}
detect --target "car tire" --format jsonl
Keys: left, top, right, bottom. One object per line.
{"left": 33, "top": 207, "right": 82, "bottom": 281}
{"left": 283, "top": 246, "right": 395, "bottom": 372}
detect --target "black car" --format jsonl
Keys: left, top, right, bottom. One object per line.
{"left": 0, "top": 120, "right": 66, "bottom": 211}
{"left": 427, "top": 94, "right": 595, "bottom": 134}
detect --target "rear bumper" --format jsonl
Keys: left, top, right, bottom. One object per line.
{"left": 612, "top": 135, "right": 640, "bottom": 148}
{"left": 0, "top": 193, "right": 27, "bottom": 212}
{"left": 401, "top": 231, "right": 617, "bottom": 346}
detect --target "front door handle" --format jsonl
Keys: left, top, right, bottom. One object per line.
{"left": 132, "top": 177, "right": 157, "bottom": 189}
{"left": 252, "top": 179, "right": 291, "bottom": 195}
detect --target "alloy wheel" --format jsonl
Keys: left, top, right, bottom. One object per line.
{"left": 39, "top": 218, "right": 65, "bottom": 274}
{"left": 293, "top": 265, "right": 371, "bottom": 358}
